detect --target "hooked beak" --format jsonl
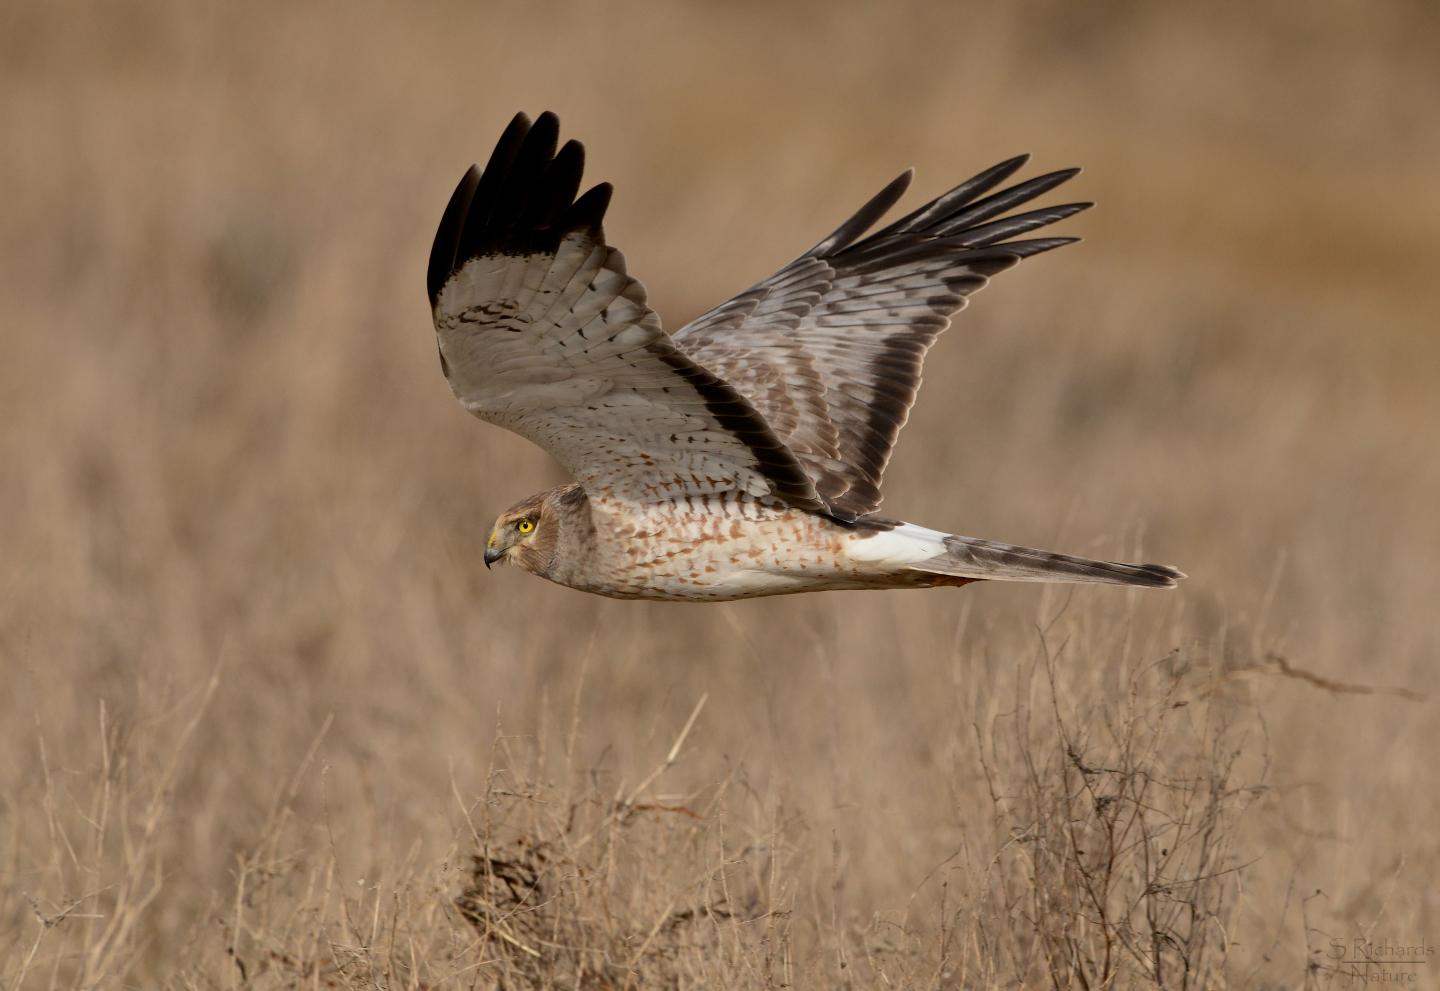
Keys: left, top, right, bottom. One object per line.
{"left": 483, "top": 546, "right": 503, "bottom": 569}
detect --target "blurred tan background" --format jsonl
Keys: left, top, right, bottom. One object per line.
{"left": 3, "top": 0, "right": 1438, "bottom": 986}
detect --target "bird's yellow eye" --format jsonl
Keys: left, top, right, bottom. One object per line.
{"left": 516, "top": 519, "right": 535, "bottom": 535}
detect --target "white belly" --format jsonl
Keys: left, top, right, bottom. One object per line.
{"left": 559, "top": 497, "right": 925, "bottom": 601}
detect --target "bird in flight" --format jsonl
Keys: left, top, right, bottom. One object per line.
{"left": 427, "top": 112, "right": 1184, "bottom": 601}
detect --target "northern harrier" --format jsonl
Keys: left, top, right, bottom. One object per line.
{"left": 428, "top": 112, "right": 1184, "bottom": 601}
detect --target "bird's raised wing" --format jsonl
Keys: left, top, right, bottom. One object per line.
{"left": 672, "top": 159, "right": 1090, "bottom": 520}
{"left": 428, "top": 112, "right": 823, "bottom": 511}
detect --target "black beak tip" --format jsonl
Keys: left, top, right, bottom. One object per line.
{"left": 483, "top": 547, "right": 502, "bottom": 569}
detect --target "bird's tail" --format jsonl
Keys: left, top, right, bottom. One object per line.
{"left": 922, "top": 533, "right": 1184, "bottom": 588}
{"left": 848, "top": 523, "right": 1185, "bottom": 589}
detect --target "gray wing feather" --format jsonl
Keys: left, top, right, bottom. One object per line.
{"left": 429, "top": 112, "right": 823, "bottom": 511}
{"left": 673, "top": 157, "right": 1090, "bottom": 520}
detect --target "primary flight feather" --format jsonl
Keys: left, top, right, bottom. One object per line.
{"left": 428, "top": 111, "right": 1184, "bottom": 601}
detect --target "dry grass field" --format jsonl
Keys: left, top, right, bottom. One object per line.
{"left": 3, "top": 1, "right": 1439, "bottom": 987}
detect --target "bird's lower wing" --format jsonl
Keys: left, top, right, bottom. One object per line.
{"left": 429, "top": 112, "right": 822, "bottom": 510}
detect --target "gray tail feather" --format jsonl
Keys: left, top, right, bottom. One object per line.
{"left": 925, "top": 535, "right": 1185, "bottom": 589}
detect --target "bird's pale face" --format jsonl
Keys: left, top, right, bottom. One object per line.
{"left": 483, "top": 495, "right": 557, "bottom": 575}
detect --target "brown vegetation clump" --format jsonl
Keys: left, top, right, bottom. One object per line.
{"left": 965, "top": 647, "right": 1266, "bottom": 989}
{"left": 448, "top": 697, "right": 794, "bottom": 988}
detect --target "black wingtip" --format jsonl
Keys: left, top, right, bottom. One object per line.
{"left": 836, "top": 155, "right": 1088, "bottom": 269}
{"left": 427, "top": 164, "right": 481, "bottom": 307}
{"left": 996, "top": 235, "right": 1083, "bottom": 258}
{"left": 488, "top": 112, "right": 561, "bottom": 232}
{"left": 806, "top": 169, "right": 915, "bottom": 258}
{"left": 566, "top": 182, "right": 612, "bottom": 234}
{"left": 535, "top": 140, "right": 585, "bottom": 227}
{"left": 428, "top": 111, "right": 613, "bottom": 310}
{"left": 929, "top": 167, "right": 1084, "bottom": 238}
{"left": 870, "top": 154, "right": 1032, "bottom": 241}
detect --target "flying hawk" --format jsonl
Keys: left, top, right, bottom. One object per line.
{"left": 427, "top": 112, "right": 1184, "bottom": 601}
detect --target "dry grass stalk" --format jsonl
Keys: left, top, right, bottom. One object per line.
{"left": 950, "top": 642, "right": 1269, "bottom": 989}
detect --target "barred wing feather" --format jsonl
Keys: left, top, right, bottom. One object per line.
{"left": 672, "top": 158, "right": 1090, "bottom": 520}
{"left": 428, "top": 112, "right": 823, "bottom": 511}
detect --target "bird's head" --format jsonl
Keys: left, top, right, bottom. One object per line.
{"left": 483, "top": 485, "right": 584, "bottom": 575}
